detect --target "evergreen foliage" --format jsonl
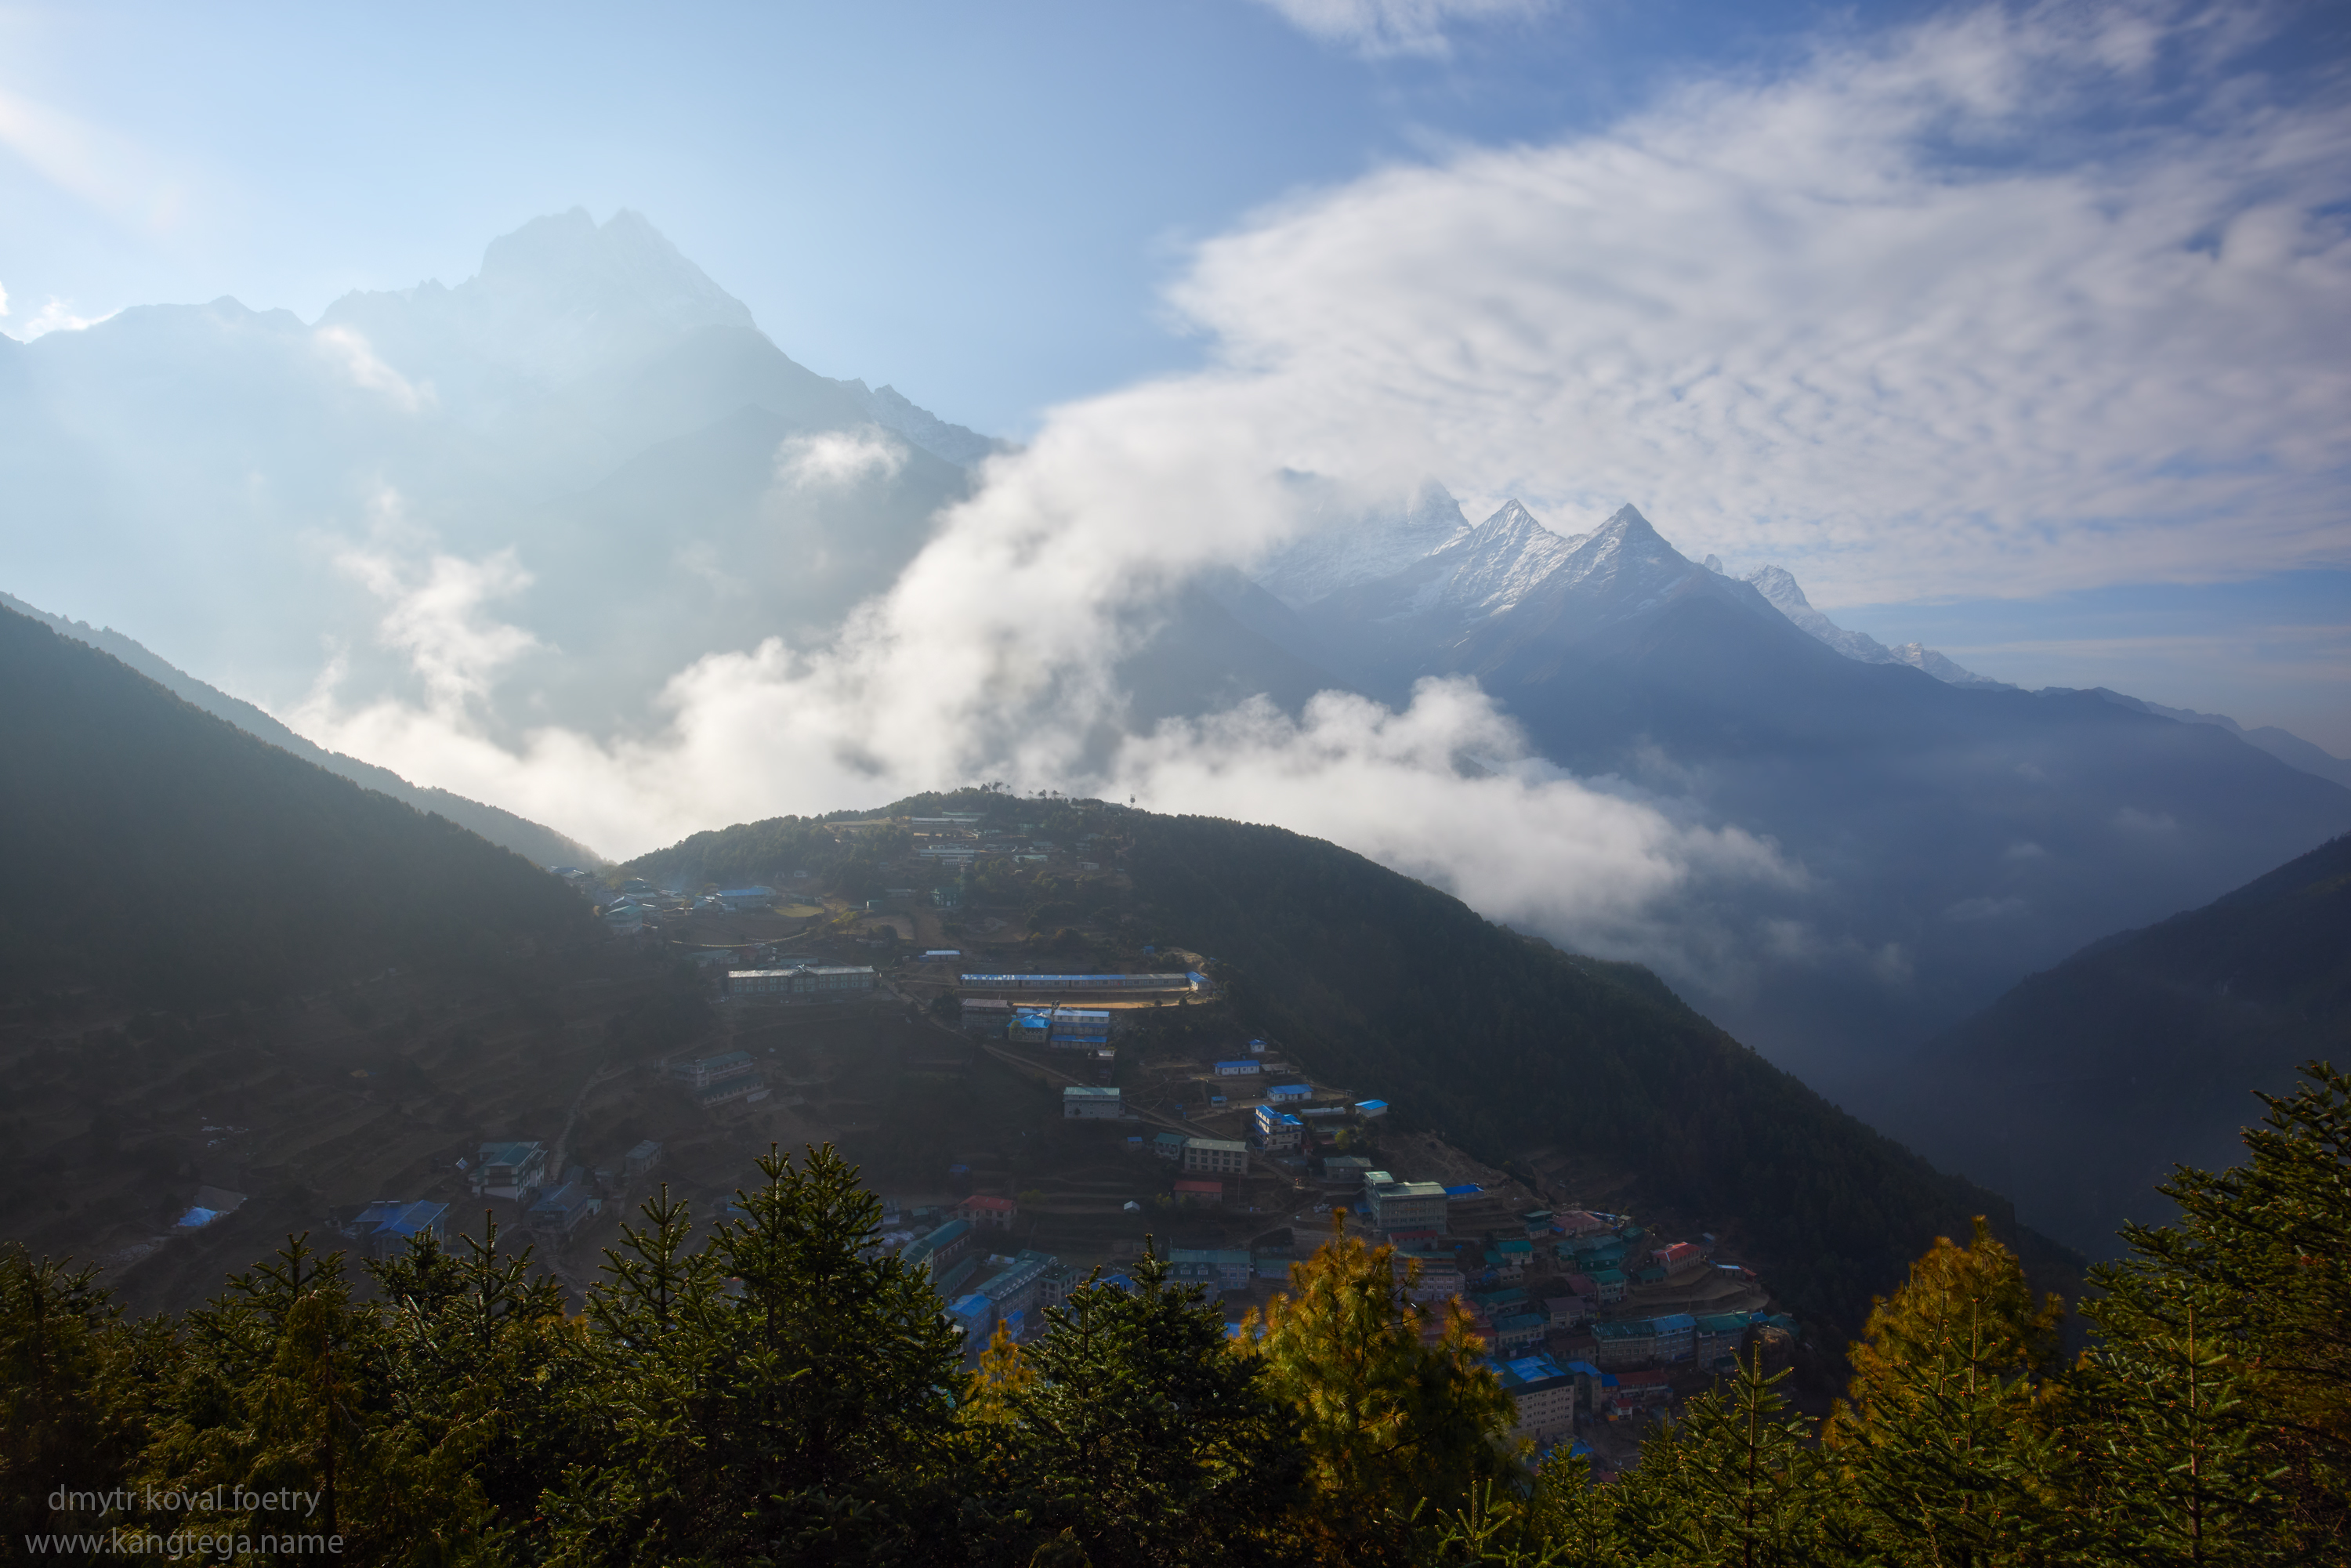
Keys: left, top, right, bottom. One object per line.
{"left": 9, "top": 1077, "right": 2346, "bottom": 1567}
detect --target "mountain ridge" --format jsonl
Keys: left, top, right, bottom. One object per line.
{"left": 1865, "top": 830, "right": 2351, "bottom": 1256}
{"left": 0, "top": 589, "right": 605, "bottom": 867}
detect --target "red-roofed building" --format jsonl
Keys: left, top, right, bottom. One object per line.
{"left": 1653, "top": 1241, "right": 1704, "bottom": 1274}
{"left": 957, "top": 1194, "right": 1018, "bottom": 1231}
{"left": 1555, "top": 1210, "right": 1614, "bottom": 1237}
{"left": 1173, "top": 1179, "right": 1223, "bottom": 1206}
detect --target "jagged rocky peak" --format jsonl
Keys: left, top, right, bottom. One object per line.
{"left": 1744, "top": 560, "right": 2011, "bottom": 690}
{"left": 836, "top": 379, "right": 1005, "bottom": 469}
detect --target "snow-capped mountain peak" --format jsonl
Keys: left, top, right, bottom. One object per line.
{"left": 1381, "top": 497, "right": 1580, "bottom": 625}
{"left": 1249, "top": 478, "right": 1472, "bottom": 609}
{"left": 1743, "top": 562, "right": 2011, "bottom": 689}
{"left": 837, "top": 379, "right": 1007, "bottom": 469}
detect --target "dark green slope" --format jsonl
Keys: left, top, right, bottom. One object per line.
{"left": 0, "top": 603, "right": 594, "bottom": 1007}
{"left": 0, "top": 588, "right": 604, "bottom": 867}
{"left": 630, "top": 789, "right": 2075, "bottom": 1334}
{"left": 1121, "top": 812, "right": 2077, "bottom": 1334}
{"left": 1868, "top": 832, "right": 2351, "bottom": 1257}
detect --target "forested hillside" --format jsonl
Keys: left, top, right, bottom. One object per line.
{"left": 1871, "top": 831, "right": 2351, "bottom": 1256}
{"left": 0, "top": 590, "right": 605, "bottom": 869}
{"left": 1119, "top": 812, "right": 2078, "bottom": 1333}
{"left": 623, "top": 790, "right": 2076, "bottom": 1332}
{"left": 0, "top": 603, "right": 594, "bottom": 1008}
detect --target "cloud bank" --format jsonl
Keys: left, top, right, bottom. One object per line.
{"left": 292, "top": 3, "right": 2347, "bottom": 978}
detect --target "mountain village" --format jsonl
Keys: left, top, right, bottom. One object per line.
{"left": 248, "top": 804, "right": 1806, "bottom": 1475}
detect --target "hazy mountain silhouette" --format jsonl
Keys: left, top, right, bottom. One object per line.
{"left": 0, "top": 589, "right": 603, "bottom": 867}
{"left": 1864, "top": 831, "right": 2351, "bottom": 1256}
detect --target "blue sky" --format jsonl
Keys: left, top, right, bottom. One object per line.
{"left": 2, "top": 0, "right": 2346, "bottom": 749}
{"left": 0, "top": 0, "right": 1975, "bottom": 429}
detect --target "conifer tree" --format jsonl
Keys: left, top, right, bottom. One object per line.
{"left": 547, "top": 1148, "right": 965, "bottom": 1565}
{"left": 368, "top": 1217, "right": 589, "bottom": 1560}
{"left": 1243, "top": 1215, "right": 1516, "bottom": 1566}
{"left": 0, "top": 1244, "right": 169, "bottom": 1553}
{"left": 1827, "top": 1218, "right": 2067, "bottom": 1567}
{"left": 989, "top": 1247, "right": 1306, "bottom": 1567}
{"left": 2078, "top": 1059, "right": 2351, "bottom": 1556}
{"left": 139, "top": 1235, "right": 464, "bottom": 1559}
{"left": 1610, "top": 1349, "right": 1828, "bottom": 1567}
{"left": 2065, "top": 1273, "right": 2280, "bottom": 1566}
{"left": 541, "top": 1185, "right": 734, "bottom": 1563}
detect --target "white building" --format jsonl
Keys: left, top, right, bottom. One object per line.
{"left": 1063, "top": 1086, "right": 1123, "bottom": 1120}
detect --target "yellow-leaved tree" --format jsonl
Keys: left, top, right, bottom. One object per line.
{"left": 1827, "top": 1216, "right": 2067, "bottom": 1567}
{"left": 1242, "top": 1214, "right": 1518, "bottom": 1567}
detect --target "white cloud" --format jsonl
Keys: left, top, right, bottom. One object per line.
{"left": 312, "top": 325, "right": 434, "bottom": 413}
{"left": 1179, "top": 2, "right": 2351, "bottom": 603}
{"left": 1253, "top": 0, "right": 1547, "bottom": 59}
{"left": 328, "top": 546, "right": 542, "bottom": 714}
{"left": 1110, "top": 682, "right": 1799, "bottom": 948}
{"left": 0, "top": 293, "right": 114, "bottom": 341}
{"left": 773, "top": 428, "right": 907, "bottom": 491}
{"left": 286, "top": 2, "right": 2342, "bottom": 988}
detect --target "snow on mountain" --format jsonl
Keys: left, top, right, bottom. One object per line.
{"left": 1733, "top": 560, "right": 2011, "bottom": 690}
{"left": 1400, "top": 499, "right": 1582, "bottom": 621}
{"left": 1249, "top": 478, "right": 1470, "bottom": 609}
{"left": 1310, "top": 497, "right": 1582, "bottom": 636}
{"left": 1458, "top": 501, "right": 1759, "bottom": 646}
{"left": 838, "top": 379, "right": 1008, "bottom": 469}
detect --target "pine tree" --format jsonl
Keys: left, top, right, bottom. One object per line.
{"left": 0, "top": 1244, "right": 170, "bottom": 1555}
{"left": 2076, "top": 1059, "right": 2351, "bottom": 1558}
{"left": 541, "top": 1185, "right": 733, "bottom": 1563}
{"left": 547, "top": 1148, "right": 965, "bottom": 1565}
{"left": 137, "top": 1235, "right": 483, "bottom": 1561}
{"left": 367, "top": 1216, "right": 589, "bottom": 1562}
{"left": 1610, "top": 1349, "right": 1829, "bottom": 1567}
{"left": 2065, "top": 1272, "right": 2281, "bottom": 1566}
{"left": 705, "top": 1142, "right": 965, "bottom": 1558}
{"left": 989, "top": 1246, "right": 1306, "bottom": 1567}
{"left": 1827, "top": 1218, "right": 2067, "bottom": 1568}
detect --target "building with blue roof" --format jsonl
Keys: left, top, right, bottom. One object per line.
{"left": 527, "top": 1176, "right": 602, "bottom": 1241}
{"left": 945, "top": 1294, "right": 995, "bottom": 1356}
{"left": 333, "top": 1198, "right": 450, "bottom": 1260}
{"left": 973, "top": 1251, "right": 1059, "bottom": 1323}
{"left": 1492, "top": 1352, "right": 1577, "bottom": 1437}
